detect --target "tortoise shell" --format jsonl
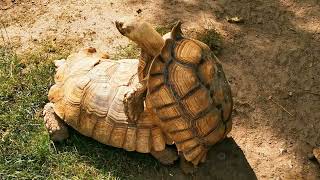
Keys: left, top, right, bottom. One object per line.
{"left": 147, "top": 29, "right": 233, "bottom": 165}
{"left": 48, "top": 49, "right": 166, "bottom": 153}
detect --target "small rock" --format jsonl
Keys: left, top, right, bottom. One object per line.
{"left": 226, "top": 16, "right": 244, "bottom": 23}
{"left": 268, "top": 95, "right": 272, "bottom": 100}
{"left": 288, "top": 160, "right": 293, "bottom": 168}
{"left": 136, "top": 9, "right": 142, "bottom": 14}
{"left": 288, "top": 92, "right": 293, "bottom": 96}
{"left": 279, "top": 148, "right": 287, "bottom": 154}
{"left": 313, "top": 147, "right": 320, "bottom": 164}
{"left": 256, "top": 17, "right": 263, "bottom": 24}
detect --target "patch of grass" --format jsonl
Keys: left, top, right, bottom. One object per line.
{"left": 197, "top": 29, "right": 223, "bottom": 56}
{"left": 112, "top": 43, "right": 140, "bottom": 60}
{"left": 0, "top": 42, "right": 163, "bottom": 179}
{"left": 155, "top": 25, "right": 171, "bottom": 36}
{"left": 0, "top": 43, "right": 58, "bottom": 179}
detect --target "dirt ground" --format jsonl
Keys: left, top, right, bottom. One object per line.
{"left": 1, "top": 0, "right": 319, "bottom": 179}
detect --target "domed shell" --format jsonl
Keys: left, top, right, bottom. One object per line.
{"left": 48, "top": 49, "right": 166, "bottom": 153}
{"left": 147, "top": 35, "right": 233, "bottom": 165}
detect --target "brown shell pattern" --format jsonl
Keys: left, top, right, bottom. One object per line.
{"left": 147, "top": 38, "right": 233, "bottom": 165}
{"left": 48, "top": 50, "right": 166, "bottom": 153}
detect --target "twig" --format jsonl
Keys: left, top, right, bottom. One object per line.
{"left": 304, "top": 90, "right": 320, "bottom": 97}
{"left": 50, "top": 141, "right": 58, "bottom": 153}
{"left": 0, "top": 20, "right": 12, "bottom": 48}
{"left": 0, "top": 24, "right": 6, "bottom": 45}
{"left": 268, "top": 96, "right": 294, "bottom": 117}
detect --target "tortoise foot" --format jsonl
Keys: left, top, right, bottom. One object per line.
{"left": 180, "top": 155, "right": 198, "bottom": 174}
{"left": 151, "top": 147, "right": 178, "bottom": 165}
{"left": 43, "top": 103, "right": 69, "bottom": 142}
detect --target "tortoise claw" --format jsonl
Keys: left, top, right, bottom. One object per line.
{"left": 123, "top": 88, "right": 144, "bottom": 122}
{"left": 115, "top": 21, "right": 125, "bottom": 35}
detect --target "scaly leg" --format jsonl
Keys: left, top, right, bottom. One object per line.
{"left": 43, "top": 103, "right": 69, "bottom": 142}
{"left": 123, "top": 79, "right": 147, "bottom": 122}
{"left": 151, "top": 147, "right": 178, "bottom": 165}
{"left": 180, "top": 154, "right": 198, "bottom": 174}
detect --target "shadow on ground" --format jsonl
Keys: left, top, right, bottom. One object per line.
{"left": 56, "top": 131, "right": 256, "bottom": 180}
{"left": 137, "top": 0, "right": 320, "bottom": 178}
{"left": 147, "top": 137, "right": 257, "bottom": 180}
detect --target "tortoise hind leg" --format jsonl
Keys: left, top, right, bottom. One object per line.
{"left": 179, "top": 155, "right": 198, "bottom": 174}
{"left": 151, "top": 147, "right": 178, "bottom": 165}
{"left": 43, "top": 103, "right": 69, "bottom": 142}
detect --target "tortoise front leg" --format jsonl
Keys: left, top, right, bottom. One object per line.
{"left": 123, "top": 79, "right": 147, "bottom": 122}
{"left": 43, "top": 103, "right": 69, "bottom": 141}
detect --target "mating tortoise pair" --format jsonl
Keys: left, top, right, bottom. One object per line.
{"left": 43, "top": 20, "right": 233, "bottom": 172}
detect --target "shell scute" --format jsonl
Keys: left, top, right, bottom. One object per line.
{"left": 195, "top": 110, "right": 220, "bottom": 137}
{"left": 174, "top": 39, "right": 202, "bottom": 65}
{"left": 149, "top": 86, "right": 175, "bottom": 108}
{"left": 109, "top": 125, "right": 127, "bottom": 148}
{"left": 180, "top": 87, "right": 211, "bottom": 118}
{"left": 168, "top": 63, "right": 197, "bottom": 98}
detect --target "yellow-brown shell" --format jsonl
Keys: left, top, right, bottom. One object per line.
{"left": 48, "top": 49, "right": 166, "bottom": 153}
{"left": 147, "top": 37, "right": 233, "bottom": 165}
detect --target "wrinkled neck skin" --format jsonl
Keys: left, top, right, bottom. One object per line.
{"left": 140, "top": 31, "right": 174, "bottom": 77}
{"left": 138, "top": 49, "right": 154, "bottom": 80}
{"left": 132, "top": 22, "right": 165, "bottom": 57}
{"left": 130, "top": 22, "right": 165, "bottom": 80}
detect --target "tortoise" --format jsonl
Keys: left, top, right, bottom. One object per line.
{"left": 116, "top": 20, "right": 233, "bottom": 168}
{"left": 43, "top": 48, "right": 178, "bottom": 165}
{"left": 44, "top": 20, "right": 233, "bottom": 172}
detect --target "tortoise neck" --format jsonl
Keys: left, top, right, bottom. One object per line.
{"left": 132, "top": 22, "right": 165, "bottom": 57}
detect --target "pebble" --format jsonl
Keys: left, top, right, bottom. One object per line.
{"left": 313, "top": 147, "right": 320, "bottom": 164}
{"left": 279, "top": 148, "right": 287, "bottom": 154}
{"left": 217, "top": 152, "right": 226, "bottom": 160}
{"left": 288, "top": 160, "right": 293, "bottom": 168}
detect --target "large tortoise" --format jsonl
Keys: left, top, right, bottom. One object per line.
{"left": 43, "top": 48, "right": 177, "bottom": 164}
{"left": 116, "top": 20, "right": 233, "bottom": 167}
{"left": 44, "top": 20, "right": 232, "bottom": 171}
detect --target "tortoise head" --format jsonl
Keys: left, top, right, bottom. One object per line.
{"left": 115, "top": 19, "right": 164, "bottom": 57}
